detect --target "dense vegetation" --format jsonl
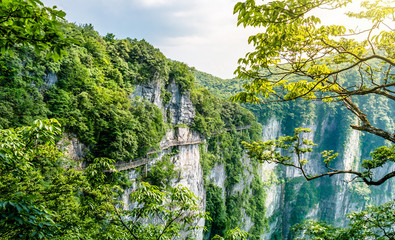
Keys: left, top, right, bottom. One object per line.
{"left": 190, "top": 87, "right": 267, "bottom": 239}
{"left": 3, "top": 0, "right": 394, "bottom": 239}
{"left": 0, "top": 119, "right": 207, "bottom": 239}
{"left": 0, "top": 23, "right": 170, "bottom": 162}
{"left": 196, "top": 58, "right": 395, "bottom": 239}
{"left": 0, "top": 1, "right": 264, "bottom": 239}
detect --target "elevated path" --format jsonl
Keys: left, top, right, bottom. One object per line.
{"left": 101, "top": 125, "right": 251, "bottom": 172}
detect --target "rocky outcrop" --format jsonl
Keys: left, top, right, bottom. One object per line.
{"left": 59, "top": 134, "right": 87, "bottom": 161}
{"left": 44, "top": 72, "right": 58, "bottom": 87}
{"left": 208, "top": 163, "right": 226, "bottom": 198}
{"left": 171, "top": 128, "right": 205, "bottom": 239}
{"left": 123, "top": 79, "right": 205, "bottom": 239}
{"left": 132, "top": 78, "right": 163, "bottom": 109}
{"left": 132, "top": 79, "right": 195, "bottom": 125}
{"left": 166, "top": 81, "right": 195, "bottom": 125}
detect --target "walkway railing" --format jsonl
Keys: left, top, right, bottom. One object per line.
{"left": 102, "top": 125, "right": 251, "bottom": 172}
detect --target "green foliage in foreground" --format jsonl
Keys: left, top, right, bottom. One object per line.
{"left": 0, "top": 119, "right": 207, "bottom": 239}
{"left": 0, "top": 119, "right": 114, "bottom": 239}
{"left": 293, "top": 200, "right": 395, "bottom": 240}
{"left": 0, "top": 0, "right": 73, "bottom": 59}
{"left": 212, "top": 227, "right": 248, "bottom": 240}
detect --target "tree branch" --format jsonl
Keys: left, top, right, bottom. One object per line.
{"left": 343, "top": 97, "right": 395, "bottom": 143}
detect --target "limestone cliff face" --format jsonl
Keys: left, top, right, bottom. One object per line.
{"left": 260, "top": 112, "right": 395, "bottom": 239}
{"left": 61, "top": 73, "right": 393, "bottom": 239}
{"left": 58, "top": 134, "right": 87, "bottom": 170}
{"left": 132, "top": 79, "right": 195, "bottom": 125}
{"left": 126, "top": 78, "right": 205, "bottom": 239}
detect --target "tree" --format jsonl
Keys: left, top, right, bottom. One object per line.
{"left": 112, "top": 182, "right": 206, "bottom": 240}
{"left": 0, "top": 0, "right": 72, "bottom": 58}
{"left": 0, "top": 119, "right": 207, "bottom": 239}
{"left": 0, "top": 119, "right": 122, "bottom": 239}
{"left": 232, "top": 0, "right": 395, "bottom": 185}
{"left": 212, "top": 227, "right": 248, "bottom": 240}
{"left": 293, "top": 200, "right": 395, "bottom": 239}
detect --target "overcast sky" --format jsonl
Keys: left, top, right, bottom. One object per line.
{"left": 41, "top": 0, "right": 260, "bottom": 79}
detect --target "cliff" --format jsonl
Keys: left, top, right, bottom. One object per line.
{"left": 2, "top": 21, "right": 393, "bottom": 239}
{"left": 195, "top": 69, "right": 395, "bottom": 239}
{"left": 125, "top": 78, "right": 206, "bottom": 239}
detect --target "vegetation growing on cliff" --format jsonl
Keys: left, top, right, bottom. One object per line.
{"left": 233, "top": 0, "right": 395, "bottom": 185}
{"left": 231, "top": 0, "right": 394, "bottom": 237}
{"left": 0, "top": 23, "right": 170, "bottom": 162}
{"left": 194, "top": 90, "right": 267, "bottom": 239}
{"left": 0, "top": 119, "right": 207, "bottom": 239}
{"left": 0, "top": 1, "right": 266, "bottom": 239}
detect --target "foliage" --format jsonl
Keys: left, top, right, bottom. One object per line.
{"left": 229, "top": 3, "right": 395, "bottom": 233}
{"left": 126, "top": 38, "right": 169, "bottom": 84}
{"left": 232, "top": 0, "right": 395, "bottom": 184}
{"left": 0, "top": 119, "right": 62, "bottom": 239}
{"left": 245, "top": 176, "right": 268, "bottom": 239}
{"left": 293, "top": 200, "right": 395, "bottom": 239}
{"left": 117, "top": 182, "right": 207, "bottom": 240}
{"left": 0, "top": 23, "right": 168, "bottom": 162}
{"left": 191, "top": 87, "right": 257, "bottom": 136}
{"left": 211, "top": 227, "right": 248, "bottom": 240}
{"left": 192, "top": 82, "right": 266, "bottom": 239}
{"left": 205, "top": 183, "right": 227, "bottom": 239}
{"left": 233, "top": 0, "right": 394, "bottom": 105}
{"left": 194, "top": 70, "right": 244, "bottom": 99}
{"left": 141, "top": 154, "right": 180, "bottom": 189}
{"left": 0, "top": 119, "right": 207, "bottom": 239}
{"left": 0, "top": 119, "right": 120, "bottom": 239}
{"left": 170, "top": 61, "right": 195, "bottom": 93}
{"left": 0, "top": 0, "right": 73, "bottom": 59}
{"left": 243, "top": 127, "right": 395, "bottom": 185}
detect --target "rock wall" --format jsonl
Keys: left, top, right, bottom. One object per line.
{"left": 125, "top": 78, "right": 205, "bottom": 239}
{"left": 260, "top": 111, "right": 395, "bottom": 239}
{"left": 62, "top": 75, "right": 393, "bottom": 239}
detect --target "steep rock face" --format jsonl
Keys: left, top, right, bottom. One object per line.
{"left": 332, "top": 125, "right": 362, "bottom": 226}
{"left": 125, "top": 79, "right": 205, "bottom": 239}
{"left": 132, "top": 79, "right": 195, "bottom": 125}
{"left": 132, "top": 78, "right": 163, "bottom": 110}
{"left": 208, "top": 163, "right": 226, "bottom": 196}
{"left": 231, "top": 156, "right": 255, "bottom": 232}
{"left": 260, "top": 112, "right": 395, "bottom": 239}
{"left": 166, "top": 81, "right": 196, "bottom": 125}
{"left": 59, "top": 134, "right": 87, "bottom": 170}
{"left": 259, "top": 117, "right": 283, "bottom": 239}
{"left": 171, "top": 128, "right": 205, "bottom": 239}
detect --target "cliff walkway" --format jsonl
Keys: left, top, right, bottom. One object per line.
{"left": 102, "top": 125, "right": 251, "bottom": 172}
{"left": 106, "top": 139, "right": 205, "bottom": 172}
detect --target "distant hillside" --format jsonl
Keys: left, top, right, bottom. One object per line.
{"left": 194, "top": 70, "right": 245, "bottom": 99}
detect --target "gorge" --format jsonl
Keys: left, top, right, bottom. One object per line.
{"left": 1, "top": 20, "right": 394, "bottom": 239}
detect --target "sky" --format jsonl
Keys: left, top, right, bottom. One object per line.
{"left": 41, "top": 0, "right": 259, "bottom": 79}
{"left": 40, "top": 0, "right": 373, "bottom": 79}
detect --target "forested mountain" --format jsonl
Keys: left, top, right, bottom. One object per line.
{"left": 1, "top": 0, "right": 394, "bottom": 239}
{"left": 0, "top": 18, "right": 267, "bottom": 239}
